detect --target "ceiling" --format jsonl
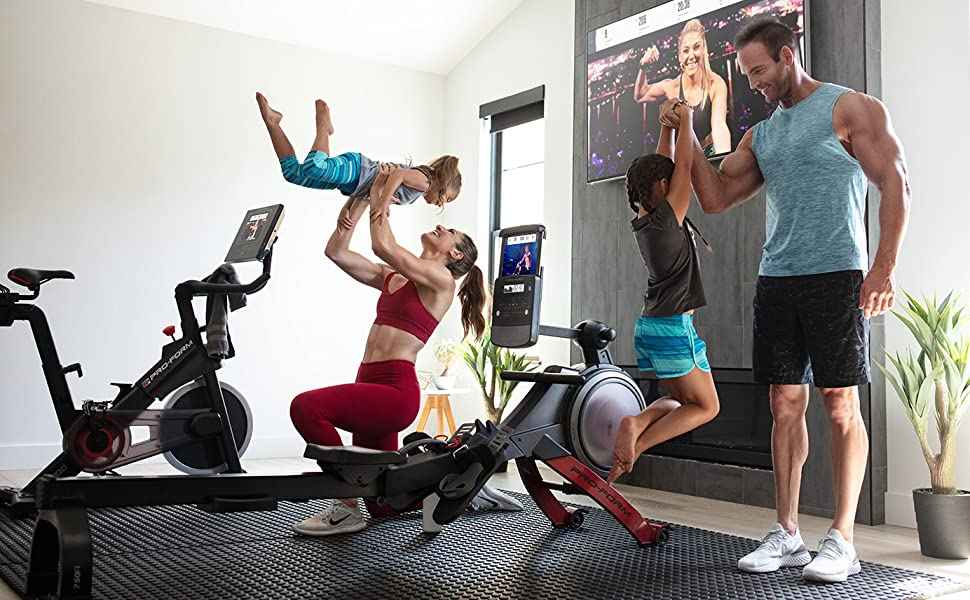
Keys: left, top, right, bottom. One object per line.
{"left": 85, "top": 0, "right": 525, "bottom": 75}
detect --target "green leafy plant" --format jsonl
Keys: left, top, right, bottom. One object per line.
{"left": 462, "top": 329, "right": 539, "bottom": 423}
{"left": 878, "top": 291, "right": 970, "bottom": 494}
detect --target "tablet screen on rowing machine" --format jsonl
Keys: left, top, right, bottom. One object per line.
{"left": 225, "top": 204, "right": 285, "bottom": 263}
{"left": 500, "top": 231, "right": 542, "bottom": 278}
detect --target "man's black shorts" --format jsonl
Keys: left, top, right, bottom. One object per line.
{"left": 753, "top": 270, "right": 870, "bottom": 388}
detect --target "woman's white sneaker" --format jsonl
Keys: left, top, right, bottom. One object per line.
{"left": 293, "top": 501, "right": 367, "bottom": 537}
{"left": 802, "top": 529, "right": 862, "bottom": 583}
{"left": 738, "top": 523, "right": 812, "bottom": 573}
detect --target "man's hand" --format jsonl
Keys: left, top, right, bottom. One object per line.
{"left": 674, "top": 100, "right": 692, "bottom": 122}
{"left": 859, "top": 264, "right": 896, "bottom": 318}
{"left": 660, "top": 98, "right": 687, "bottom": 128}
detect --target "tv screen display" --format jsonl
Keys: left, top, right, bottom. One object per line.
{"left": 586, "top": 0, "right": 808, "bottom": 183}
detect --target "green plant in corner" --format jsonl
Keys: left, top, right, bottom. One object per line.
{"left": 462, "top": 328, "right": 539, "bottom": 423}
{"left": 878, "top": 291, "right": 970, "bottom": 494}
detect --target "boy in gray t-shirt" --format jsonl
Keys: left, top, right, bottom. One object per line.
{"left": 608, "top": 99, "right": 721, "bottom": 485}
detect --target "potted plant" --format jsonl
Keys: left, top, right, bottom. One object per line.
{"left": 462, "top": 329, "right": 539, "bottom": 424}
{"left": 432, "top": 340, "right": 460, "bottom": 390}
{"left": 879, "top": 291, "right": 970, "bottom": 559}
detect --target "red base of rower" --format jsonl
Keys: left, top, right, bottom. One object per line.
{"left": 516, "top": 456, "right": 669, "bottom": 546}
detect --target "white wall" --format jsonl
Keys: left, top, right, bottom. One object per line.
{"left": 441, "top": 0, "right": 576, "bottom": 427}
{"left": 0, "top": 0, "right": 447, "bottom": 468}
{"left": 881, "top": 0, "right": 970, "bottom": 527}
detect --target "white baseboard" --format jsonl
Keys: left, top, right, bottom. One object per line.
{"left": 0, "top": 443, "right": 61, "bottom": 471}
{"left": 0, "top": 436, "right": 313, "bottom": 472}
{"left": 243, "top": 436, "right": 307, "bottom": 459}
{"left": 885, "top": 490, "right": 917, "bottom": 529}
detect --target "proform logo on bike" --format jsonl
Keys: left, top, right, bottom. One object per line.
{"left": 141, "top": 340, "right": 194, "bottom": 391}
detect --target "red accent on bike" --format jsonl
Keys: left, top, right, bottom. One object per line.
{"left": 162, "top": 326, "right": 176, "bottom": 337}
{"left": 66, "top": 418, "right": 125, "bottom": 470}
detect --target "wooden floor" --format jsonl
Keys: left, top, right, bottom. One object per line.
{"left": 2, "top": 459, "right": 968, "bottom": 599}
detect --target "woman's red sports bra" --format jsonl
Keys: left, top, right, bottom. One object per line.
{"left": 373, "top": 272, "right": 439, "bottom": 344}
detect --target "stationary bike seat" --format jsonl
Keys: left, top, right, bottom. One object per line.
{"left": 8, "top": 268, "right": 75, "bottom": 291}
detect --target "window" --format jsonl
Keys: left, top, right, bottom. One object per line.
{"left": 480, "top": 86, "right": 545, "bottom": 282}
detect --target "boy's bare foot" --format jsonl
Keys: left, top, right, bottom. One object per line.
{"left": 315, "top": 99, "right": 334, "bottom": 135}
{"left": 607, "top": 415, "right": 644, "bottom": 483}
{"left": 256, "top": 92, "right": 282, "bottom": 126}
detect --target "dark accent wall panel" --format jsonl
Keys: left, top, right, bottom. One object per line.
{"left": 572, "top": 0, "right": 886, "bottom": 525}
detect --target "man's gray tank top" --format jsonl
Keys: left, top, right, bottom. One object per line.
{"left": 751, "top": 83, "right": 869, "bottom": 277}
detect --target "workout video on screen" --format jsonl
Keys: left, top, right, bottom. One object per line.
{"left": 501, "top": 234, "right": 539, "bottom": 277}
{"left": 586, "top": 0, "right": 807, "bottom": 182}
{"left": 245, "top": 212, "right": 269, "bottom": 241}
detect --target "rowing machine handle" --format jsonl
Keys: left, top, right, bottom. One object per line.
{"left": 500, "top": 371, "right": 585, "bottom": 385}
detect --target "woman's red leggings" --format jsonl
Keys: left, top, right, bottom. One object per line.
{"left": 290, "top": 360, "right": 421, "bottom": 518}
{"left": 290, "top": 360, "right": 420, "bottom": 452}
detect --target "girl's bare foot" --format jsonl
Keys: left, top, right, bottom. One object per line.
{"left": 315, "top": 99, "right": 334, "bottom": 135}
{"left": 607, "top": 415, "right": 644, "bottom": 483}
{"left": 256, "top": 92, "right": 282, "bottom": 126}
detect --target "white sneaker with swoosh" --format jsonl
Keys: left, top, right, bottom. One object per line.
{"left": 293, "top": 501, "right": 367, "bottom": 537}
{"left": 738, "top": 523, "right": 812, "bottom": 573}
{"left": 802, "top": 529, "right": 862, "bottom": 583}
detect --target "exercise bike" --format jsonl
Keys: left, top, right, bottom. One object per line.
{"left": 0, "top": 204, "right": 284, "bottom": 516}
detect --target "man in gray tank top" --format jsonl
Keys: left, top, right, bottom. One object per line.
{"left": 670, "top": 19, "right": 911, "bottom": 583}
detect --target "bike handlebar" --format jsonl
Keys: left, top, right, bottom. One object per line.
{"left": 176, "top": 247, "right": 274, "bottom": 298}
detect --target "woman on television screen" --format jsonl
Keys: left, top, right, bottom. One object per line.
{"left": 633, "top": 19, "right": 730, "bottom": 157}
{"left": 512, "top": 245, "right": 533, "bottom": 276}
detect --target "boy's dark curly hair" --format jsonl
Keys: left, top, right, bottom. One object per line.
{"left": 625, "top": 154, "right": 675, "bottom": 214}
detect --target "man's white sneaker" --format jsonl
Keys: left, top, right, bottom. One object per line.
{"left": 293, "top": 501, "right": 367, "bottom": 537}
{"left": 802, "top": 529, "right": 862, "bottom": 583}
{"left": 738, "top": 523, "right": 812, "bottom": 573}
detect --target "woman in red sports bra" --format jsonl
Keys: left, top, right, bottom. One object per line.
{"left": 290, "top": 166, "right": 488, "bottom": 536}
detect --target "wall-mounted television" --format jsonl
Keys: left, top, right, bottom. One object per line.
{"left": 586, "top": 0, "right": 809, "bottom": 183}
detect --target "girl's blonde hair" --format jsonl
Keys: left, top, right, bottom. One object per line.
{"left": 678, "top": 19, "right": 714, "bottom": 109}
{"left": 416, "top": 155, "right": 462, "bottom": 207}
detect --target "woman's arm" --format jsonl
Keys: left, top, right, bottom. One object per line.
{"left": 372, "top": 165, "right": 404, "bottom": 206}
{"left": 368, "top": 196, "right": 452, "bottom": 290}
{"left": 634, "top": 70, "right": 672, "bottom": 103}
{"left": 710, "top": 77, "right": 731, "bottom": 154}
{"left": 325, "top": 198, "right": 389, "bottom": 290}
{"left": 666, "top": 103, "right": 696, "bottom": 224}
{"left": 633, "top": 47, "right": 671, "bottom": 103}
